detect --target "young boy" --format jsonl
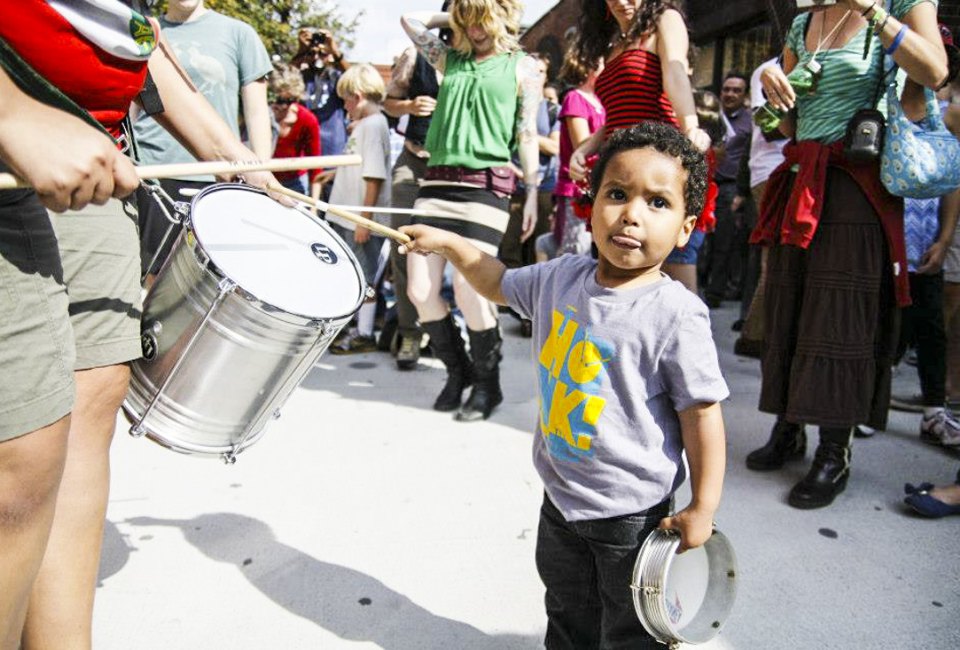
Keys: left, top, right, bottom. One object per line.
{"left": 400, "top": 121, "right": 728, "bottom": 648}
{"left": 328, "top": 63, "right": 392, "bottom": 353}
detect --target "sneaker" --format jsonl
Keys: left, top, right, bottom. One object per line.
{"left": 330, "top": 333, "right": 378, "bottom": 355}
{"left": 890, "top": 392, "right": 925, "bottom": 413}
{"left": 395, "top": 334, "right": 421, "bottom": 370}
{"left": 919, "top": 410, "right": 960, "bottom": 447}
{"left": 854, "top": 424, "right": 877, "bottom": 438}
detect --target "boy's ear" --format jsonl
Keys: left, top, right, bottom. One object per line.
{"left": 675, "top": 215, "right": 698, "bottom": 248}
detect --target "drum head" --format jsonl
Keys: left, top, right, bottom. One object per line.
{"left": 631, "top": 528, "right": 738, "bottom": 645}
{"left": 189, "top": 184, "right": 364, "bottom": 320}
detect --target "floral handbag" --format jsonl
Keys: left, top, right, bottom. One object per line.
{"left": 880, "top": 73, "right": 960, "bottom": 199}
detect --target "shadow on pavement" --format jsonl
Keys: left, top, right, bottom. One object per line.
{"left": 97, "top": 519, "right": 135, "bottom": 587}
{"left": 125, "top": 513, "right": 540, "bottom": 650}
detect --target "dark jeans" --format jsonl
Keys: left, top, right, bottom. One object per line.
{"left": 899, "top": 271, "right": 946, "bottom": 405}
{"left": 704, "top": 180, "right": 742, "bottom": 302}
{"left": 536, "top": 494, "right": 670, "bottom": 650}
{"left": 498, "top": 189, "right": 553, "bottom": 270}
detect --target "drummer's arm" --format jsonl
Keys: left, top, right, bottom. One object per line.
{"left": 143, "top": 34, "right": 277, "bottom": 191}
{"left": 659, "top": 402, "right": 726, "bottom": 553}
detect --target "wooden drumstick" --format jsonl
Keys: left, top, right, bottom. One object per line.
{"left": 268, "top": 183, "right": 412, "bottom": 245}
{"left": 0, "top": 154, "right": 361, "bottom": 190}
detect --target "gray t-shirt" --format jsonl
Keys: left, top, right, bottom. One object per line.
{"left": 328, "top": 113, "right": 392, "bottom": 229}
{"left": 133, "top": 10, "right": 272, "bottom": 179}
{"left": 502, "top": 256, "right": 729, "bottom": 521}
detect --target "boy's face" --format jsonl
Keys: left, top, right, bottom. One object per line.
{"left": 342, "top": 91, "right": 363, "bottom": 120}
{"left": 591, "top": 148, "right": 696, "bottom": 289}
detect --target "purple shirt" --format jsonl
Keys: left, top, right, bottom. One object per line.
{"left": 555, "top": 89, "right": 605, "bottom": 198}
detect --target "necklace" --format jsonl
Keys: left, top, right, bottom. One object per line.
{"left": 807, "top": 9, "right": 853, "bottom": 74}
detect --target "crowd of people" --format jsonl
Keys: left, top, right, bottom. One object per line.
{"left": 2, "top": 0, "right": 960, "bottom": 649}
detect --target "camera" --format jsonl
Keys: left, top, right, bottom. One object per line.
{"left": 310, "top": 32, "right": 327, "bottom": 47}
{"left": 795, "top": 0, "right": 837, "bottom": 7}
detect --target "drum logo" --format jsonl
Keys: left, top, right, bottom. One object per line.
{"left": 141, "top": 331, "right": 159, "bottom": 361}
{"left": 311, "top": 243, "right": 338, "bottom": 265}
{"left": 667, "top": 593, "right": 684, "bottom": 625}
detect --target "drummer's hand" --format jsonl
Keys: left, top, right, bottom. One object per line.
{"left": 398, "top": 224, "right": 452, "bottom": 256}
{"left": 658, "top": 506, "right": 714, "bottom": 553}
{"left": 1, "top": 106, "right": 139, "bottom": 212}
{"left": 241, "top": 170, "right": 297, "bottom": 206}
{"left": 354, "top": 225, "right": 371, "bottom": 244}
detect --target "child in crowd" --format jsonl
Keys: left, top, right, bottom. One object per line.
{"left": 328, "top": 63, "right": 392, "bottom": 354}
{"left": 400, "top": 121, "right": 728, "bottom": 648}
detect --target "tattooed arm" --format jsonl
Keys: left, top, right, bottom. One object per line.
{"left": 516, "top": 54, "right": 544, "bottom": 243}
{"left": 400, "top": 12, "right": 450, "bottom": 74}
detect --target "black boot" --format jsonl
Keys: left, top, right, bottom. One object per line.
{"left": 745, "top": 419, "right": 806, "bottom": 471}
{"left": 788, "top": 436, "right": 851, "bottom": 510}
{"left": 420, "top": 315, "right": 472, "bottom": 412}
{"left": 456, "top": 327, "right": 503, "bottom": 422}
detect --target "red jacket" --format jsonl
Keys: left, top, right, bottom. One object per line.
{"left": 751, "top": 139, "right": 910, "bottom": 306}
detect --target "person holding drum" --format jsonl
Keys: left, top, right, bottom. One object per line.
{"left": 400, "top": 121, "right": 728, "bottom": 650}
{"left": 400, "top": 0, "right": 543, "bottom": 422}
{"left": 0, "top": 1, "right": 281, "bottom": 646}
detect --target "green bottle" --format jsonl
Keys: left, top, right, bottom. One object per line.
{"left": 754, "top": 59, "right": 821, "bottom": 133}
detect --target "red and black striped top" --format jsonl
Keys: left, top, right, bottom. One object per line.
{"left": 595, "top": 48, "right": 678, "bottom": 135}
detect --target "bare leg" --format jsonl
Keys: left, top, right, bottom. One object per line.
{"left": 452, "top": 272, "right": 498, "bottom": 332}
{"left": 406, "top": 251, "right": 449, "bottom": 322}
{"left": 662, "top": 262, "right": 698, "bottom": 294}
{"left": 0, "top": 417, "right": 68, "bottom": 650}
{"left": 22, "top": 365, "right": 129, "bottom": 650}
{"left": 929, "top": 483, "right": 960, "bottom": 505}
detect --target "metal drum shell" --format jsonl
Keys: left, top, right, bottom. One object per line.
{"left": 631, "top": 528, "right": 738, "bottom": 646}
{"left": 124, "top": 185, "right": 365, "bottom": 458}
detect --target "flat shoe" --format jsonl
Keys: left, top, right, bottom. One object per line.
{"left": 904, "top": 491, "right": 960, "bottom": 518}
{"left": 904, "top": 482, "right": 935, "bottom": 495}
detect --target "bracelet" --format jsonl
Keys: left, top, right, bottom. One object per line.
{"left": 861, "top": 1, "right": 878, "bottom": 16}
{"left": 871, "top": 6, "right": 888, "bottom": 32}
{"left": 885, "top": 24, "right": 909, "bottom": 56}
{"left": 873, "top": 12, "right": 891, "bottom": 36}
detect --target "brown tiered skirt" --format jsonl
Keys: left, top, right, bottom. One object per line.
{"left": 759, "top": 168, "right": 900, "bottom": 430}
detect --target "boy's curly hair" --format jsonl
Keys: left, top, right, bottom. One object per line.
{"left": 591, "top": 121, "right": 708, "bottom": 217}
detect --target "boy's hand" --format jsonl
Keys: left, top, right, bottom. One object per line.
{"left": 398, "top": 224, "right": 453, "bottom": 256}
{"left": 354, "top": 225, "right": 371, "bottom": 244}
{"left": 658, "top": 505, "right": 715, "bottom": 553}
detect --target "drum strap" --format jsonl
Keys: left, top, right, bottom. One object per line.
{"left": 0, "top": 35, "right": 115, "bottom": 143}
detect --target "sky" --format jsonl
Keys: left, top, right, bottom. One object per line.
{"left": 342, "top": 0, "right": 558, "bottom": 64}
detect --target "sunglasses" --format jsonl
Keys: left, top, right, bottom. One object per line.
{"left": 272, "top": 97, "right": 296, "bottom": 106}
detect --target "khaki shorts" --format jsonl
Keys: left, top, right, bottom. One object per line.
{"left": 0, "top": 190, "right": 142, "bottom": 441}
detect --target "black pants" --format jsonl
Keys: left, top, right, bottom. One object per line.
{"left": 704, "top": 181, "right": 743, "bottom": 302}
{"left": 535, "top": 494, "right": 669, "bottom": 650}
{"left": 900, "top": 272, "right": 946, "bottom": 406}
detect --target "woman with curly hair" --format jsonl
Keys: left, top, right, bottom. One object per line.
{"left": 400, "top": 0, "right": 542, "bottom": 421}
{"left": 569, "top": 0, "right": 713, "bottom": 291}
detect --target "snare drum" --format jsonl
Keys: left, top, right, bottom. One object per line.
{"left": 631, "top": 528, "right": 738, "bottom": 647}
{"left": 123, "top": 183, "right": 366, "bottom": 462}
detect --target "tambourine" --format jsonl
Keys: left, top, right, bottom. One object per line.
{"left": 630, "top": 527, "right": 738, "bottom": 647}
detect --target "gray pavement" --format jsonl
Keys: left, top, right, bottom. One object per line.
{"left": 98, "top": 303, "right": 960, "bottom": 649}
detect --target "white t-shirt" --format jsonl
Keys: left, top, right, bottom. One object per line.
{"left": 328, "top": 112, "right": 392, "bottom": 229}
{"left": 748, "top": 58, "right": 787, "bottom": 188}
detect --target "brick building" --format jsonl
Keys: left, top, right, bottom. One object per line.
{"left": 521, "top": 0, "right": 960, "bottom": 90}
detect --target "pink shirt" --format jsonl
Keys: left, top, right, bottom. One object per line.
{"left": 555, "top": 89, "right": 605, "bottom": 198}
